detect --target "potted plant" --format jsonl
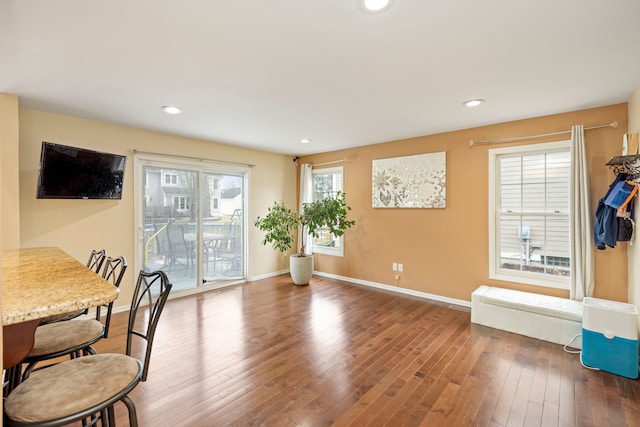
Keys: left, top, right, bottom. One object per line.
{"left": 255, "top": 191, "right": 355, "bottom": 285}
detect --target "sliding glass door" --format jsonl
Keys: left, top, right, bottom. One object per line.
{"left": 135, "top": 154, "right": 248, "bottom": 293}
{"left": 201, "top": 172, "right": 245, "bottom": 283}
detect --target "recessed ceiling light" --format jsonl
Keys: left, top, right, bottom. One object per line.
{"left": 300, "top": 138, "right": 312, "bottom": 144}
{"left": 463, "top": 99, "right": 484, "bottom": 107}
{"left": 358, "top": 0, "right": 394, "bottom": 13}
{"left": 161, "top": 106, "right": 183, "bottom": 114}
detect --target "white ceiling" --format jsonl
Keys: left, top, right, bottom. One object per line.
{"left": 2, "top": 0, "right": 639, "bottom": 156}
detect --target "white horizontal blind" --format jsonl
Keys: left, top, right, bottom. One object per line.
{"left": 497, "top": 148, "right": 571, "bottom": 279}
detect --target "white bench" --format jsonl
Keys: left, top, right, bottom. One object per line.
{"left": 471, "top": 285, "right": 583, "bottom": 348}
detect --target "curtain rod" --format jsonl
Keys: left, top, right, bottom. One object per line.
{"left": 130, "top": 149, "right": 255, "bottom": 167}
{"left": 309, "top": 157, "right": 348, "bottom": 167}
{"left": 469, "top": 121, "right": 618, "bottom": 147}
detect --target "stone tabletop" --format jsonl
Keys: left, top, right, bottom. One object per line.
{"left": 2, "top": 247, "right": 120, "bottom": 325}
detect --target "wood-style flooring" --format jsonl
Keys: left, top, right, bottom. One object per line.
{"left": 88, "top": 274, "right": 640, "bottom": 426}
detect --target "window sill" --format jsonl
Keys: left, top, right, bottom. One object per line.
{"left": 489, "top": 271, "right": 569, "bottom": 290}
{"left": 312, "top": 246, "right": 344, "bottom": 257}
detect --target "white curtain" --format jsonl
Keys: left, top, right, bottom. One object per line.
{"left": 570, "top": 124, "right": 595, "bottom": 300}
{"left": 299, "top": 163, "right": 313, "bottom": 255}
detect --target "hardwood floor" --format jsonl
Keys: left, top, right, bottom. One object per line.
{"left": 89, "top": 274, "right": 640, "bottom": 426}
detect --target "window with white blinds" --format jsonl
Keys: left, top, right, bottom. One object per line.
{"left": 489, "top": 141, "right": 571, "bottom": 289}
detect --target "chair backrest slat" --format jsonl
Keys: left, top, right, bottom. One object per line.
{"left": 126, "top": 270, "right": 172, "bottom": 381}
{"left": 96, "top": 256, "right": 128, "bottom": 337}
{"left": 87, "top": 249, "right": 107, "bottom": 274}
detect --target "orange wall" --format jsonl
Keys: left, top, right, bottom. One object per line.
{"left": 299, "top": 104, "right": 629, "bottom": 302}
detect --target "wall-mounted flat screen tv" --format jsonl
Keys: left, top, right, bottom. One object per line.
{"left": 36, "top": 141, "right": 126, "bottom": 199}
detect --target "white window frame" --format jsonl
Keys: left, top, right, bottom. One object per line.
{"left": 312, "top": 166, "right": 345, "bottom": 257}
{"left": 173, "top": 195, "right": 190, "bottom": 211}
{"left": 164, "top": 172, "right": 178, "bottom": 186}
{"left": 488, "top": 140, "right": 571, "bottom": 290}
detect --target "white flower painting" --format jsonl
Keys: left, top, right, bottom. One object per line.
{"left": 372, "top": 152, "right": 446, "bottom": 208}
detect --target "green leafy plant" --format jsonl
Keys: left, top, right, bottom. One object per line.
{"left": 255, "top": 191, "right": 355, "bottom": 257}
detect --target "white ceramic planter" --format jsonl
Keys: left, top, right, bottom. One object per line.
{"left": 289, "top": 254, "right": 313, "bottom": 285}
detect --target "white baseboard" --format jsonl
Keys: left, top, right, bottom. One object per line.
{"left": 249, "top": 269, "right": 289, "bottom": 282}
{"left": 313, "top": 271, "right": 471, "bottom": 308}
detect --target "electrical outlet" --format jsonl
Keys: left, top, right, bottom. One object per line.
{"left": 398, "top": 263, "right": 403, "bottom": 272}
{"left": 392, "top": 262, "right": 397, "bottom": 271}
{"left": 395, "top": 274, "right": 400, "bottom": 280}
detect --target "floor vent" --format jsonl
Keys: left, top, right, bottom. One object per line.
{"left": 448, "top": 304, "right": 471, "bottom": 312}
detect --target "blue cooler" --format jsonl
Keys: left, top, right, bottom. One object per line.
{"left": 582, "top": 297, "right": 638, "bottom": 379}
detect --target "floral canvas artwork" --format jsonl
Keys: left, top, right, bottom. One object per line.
{"left": 372, "top": 151, "right": 446, "bottom": 208}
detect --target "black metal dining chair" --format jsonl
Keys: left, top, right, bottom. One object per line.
{"left": 3, "top": 270, "right": 173, "bottom": 427}
{"left": 216, "top": 236, "right": 241, "bottom": 275}
{"left": 166, "top": 223, "right": 194, "bottom": 275}
{"left": 152, "top": 223, "right": 171, "bottom": 269}
{"left": 3, "top": 257, "right": 128, "bottom": 391}
{"left": 96, "top": 256, "right": 127, "bottom": 338}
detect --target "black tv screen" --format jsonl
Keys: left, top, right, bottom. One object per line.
{"left": 36, "top": 142, "right": 126, "bottom": 199}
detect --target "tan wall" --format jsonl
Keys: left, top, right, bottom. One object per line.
{"left": 0, "top": 92, "right": 20, "bottom": 416}
{"left": 627, "top": 84, "right": 640, "bottom": 327}
{"left": 18, "top": 108, "right": 296, "bottom": 308}
{"left": 299, "top": 104, "right": 629, "bottom": 302}
{"left": 0, "top": 94, "right": 21, "bottom": 249}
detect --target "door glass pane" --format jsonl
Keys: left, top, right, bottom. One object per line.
{"left": 202, "top": 173, "right": 244, "bottom": 282}
{"left": 143, "top": 166, "right": 199, "bottom": 292}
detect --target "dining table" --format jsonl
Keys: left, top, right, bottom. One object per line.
{"left": 2, "top": 247, "right": 120, "bottom": 370}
